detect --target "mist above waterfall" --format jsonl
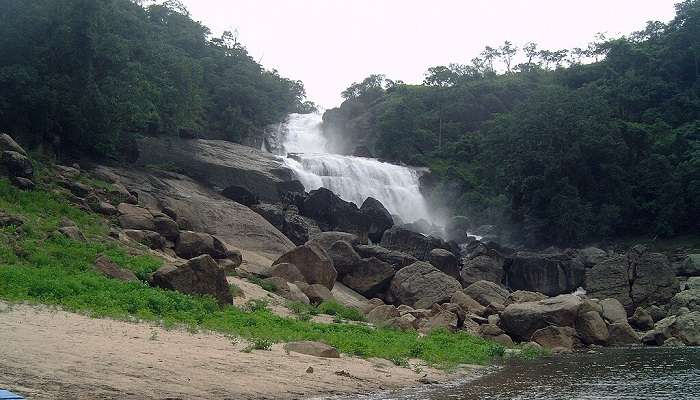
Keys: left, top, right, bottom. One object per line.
{"left": 275, "top": 113, "right": 436, "bottom": 226}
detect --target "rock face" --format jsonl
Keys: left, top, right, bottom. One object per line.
{"left": 429, "top": 249, "right": 460, "bottom": 280}
{"left": 585, "top": 246, "right": 678, "bottom": 311}
{"left": 283, "top": 341, "right": 340, "bottom": 358}
{"left": 302, "top": 188, "right": 369, "bottom": 240}
{"left": 500, "top": 294, "right": 582, "bottom": 341}
{"left": 135, "top": 136, "right": 294, "bottom": 201}
{"left": 380, "top": 227, "right": 450, "bottom": 261}
{"left": 463, "top": 280, "right": 509, "bottom": 308}
{"left": 221, "top": 185, "right": 258, "bottom": 206}
{"left": 272, "top": 244, "right": 337, "bottom": 289}
{"left": 389, "top": 261, "right": 462, "bottom": 309}
{"left": 149, "top": 255, "right": 233, "bottom": 305}
{"left": 341, "top": 257, "right": 395, "bottom": 297}
{"left": 460, "top": 255, "right": 504, "bottom": 287}
{"left": 504, "top": 251, "right": 585, "bottom": 297}
{"left": 360, "top": 197, "right": 393, "bottom": 243}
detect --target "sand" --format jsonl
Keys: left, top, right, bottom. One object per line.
{"left": 0, "top": 302, "right": 465, "bottom": 399}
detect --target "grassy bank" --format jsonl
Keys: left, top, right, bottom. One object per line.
{"left": 0, "top": 176, "right": 503, "bottom": 368}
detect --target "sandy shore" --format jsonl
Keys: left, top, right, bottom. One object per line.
{"left": 0, "top": 302, "right": 469, "bottom": 399}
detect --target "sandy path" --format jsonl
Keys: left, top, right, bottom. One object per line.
{"left": 0, "top": 302, "right": 458, "bottom": 399}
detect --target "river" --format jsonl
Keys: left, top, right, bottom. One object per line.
{"left": 328, "top": 347, "right": 700, "bottom": 400}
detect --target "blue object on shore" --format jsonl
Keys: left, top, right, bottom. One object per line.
{"left": 0, "top": 390, "right": 24, "bottom": 399}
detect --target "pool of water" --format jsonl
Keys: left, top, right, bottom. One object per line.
{"left": 332, "top": 347, "right": 700, "bottom": 400}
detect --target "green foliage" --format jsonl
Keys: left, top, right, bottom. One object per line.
{"left": 317, "top": 300, "right": 366, "bottom": 322}
{"left": 328, "top": 1, "right": 700, "bottom": 246}
{"left": 247, "top": 276, "right": 278, "bottom": 293}
{"left": 0, "top": 0, "right": 310, "bottom": 159}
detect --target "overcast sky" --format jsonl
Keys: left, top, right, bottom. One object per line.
{"left": 181, "top": 0, "right": 679, "bottom": 108}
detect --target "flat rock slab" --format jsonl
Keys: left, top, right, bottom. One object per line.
{"left": 283, "top": 341, "right": 340, "bottom": 358}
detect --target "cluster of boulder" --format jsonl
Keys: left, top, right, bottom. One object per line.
{"left": 0, "top": 133, "right": 35, "bottom": 190}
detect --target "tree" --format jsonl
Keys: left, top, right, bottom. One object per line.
{"left": 499, "top": 41, "right": 518, "bottom": 73}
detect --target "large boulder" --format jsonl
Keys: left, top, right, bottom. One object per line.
{"left": 251, "top": 203, "right": 321, "bottom": 246}
{"left": 331, "top": 282, "right": 370, "bottom": 311}
{"left": 579, "top": 247, "right": 608, "bottom": 267}
{"left": 500, "top": 294, "right": 582, "bottom": 341}
{"left": 367, "top": 305, "right": 401, "bottom": 328}
{"left": 450, "top": 291, "right": 487, "bottom": 317}
{"left": 272, "top": 244, "right": 337, "bottom": 289}
{"left": 460, "top": 255, "right": 504, "bottom": 287}
{"left": 149, "top": 255, "right": 233, "bottom": 305}
{"left": 629, "top": 307, "right": 655, "bottom": 331}
{"left": 389, "top": 261, "right": 462, "bottom": 309}
{"left": 531, "top": 326, "right": 578, "bottom": 352}
{"left": 266, "top": 263, "right": 305, "bottom": 283}
{"left": 327, "top": 240, "right": 362, "bottom": 275}
{"left": 297, "top": 283, "right": 333, "bottom": 305}
{"left": 174, "top": 231, "right": 219, "bottom": 259}
{"left": 506, "top": 290, "right": 548, "bottom": 305}
{"left": 600, "top": 298, "right": 628, "bottom": 323}
{"left": 301, "top": 188, "right": 369, "bottom": 241}
{"left": 135, "top": 136, "right": 294, "bottom": 201}
{"left": 585, "top": 246, "right": 678, "bottom": 312}
{"left": 576, "top": 311, "right": 609, "bottom": 345}
{"left": 1, "top": 151, "right": 33, "bottom": 179}
{"left": 669, "top": 311, "right": 700, "bottom": 345}
{"left": 360, "top": 197, "right": 393, "bottom": 243}
{"left": 307, "top": 231, "right": 362, "bottom": 251}
{"left": 429, "top": 249, "right": 460, "bottom": 280}
{"left": 355, "top": 245, "right": 417, "bottom": 270}
{"left": 124, "top": 229, "right": 165, "bottom": 250}
{"left": 607, "top": 322, "right": 641, "bottom": 346}
{"left": 504, "top": 251, "right": 585, "bottom": 297}
{"left": 341, "top": 257, "right": 395, "bottom": 297}
{"left": 152, "top": 214, "right": 180, "bottom": 241}
{"left": 117, "top": 203, "right": 155, "bottom": 231}
{"left": 463, "top": 280, "right": 509, "bottom": 308}
{"left": 0, "top": 133, "right": 27, "bottom": 155}
{"left": 380, "top": 226, "right": 451, "bottom": 261}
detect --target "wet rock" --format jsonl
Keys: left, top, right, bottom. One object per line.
{"left": 273, "top": 244, "right": 337, "bottom": 289}
{"left": 302, "top": 188, "right": 369, "bottom": 241}
{"left": 283, "top": 341, "right": 340, "bottom": 358}
{"left": 149, "top": 255, "right": 233, "bottom": 305}
{"left": 389, "top": 261, "right": 462, "bottom": 309}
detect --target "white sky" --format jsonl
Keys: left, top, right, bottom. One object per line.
{"left": 181, "top": 0, "right": 679, "bottom": 108}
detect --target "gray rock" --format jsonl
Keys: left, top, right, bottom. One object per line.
{"left": 355, "top": 245, "right": 417, "bottom": 269}
{"left": 267, "top": 263, "right": 305, "bottom": 283}
{"left": 307, "top": 232, "right": 362, "bottom": 251}
{"left": 451, "top": 291, "right": 487, "bottom": 317}
{"left": 669, "top": 289, "right": 700, "bottom": 314}
{"left": 577, "top": 311, "right": 609, "bottom": 345}
{"left": 10, "top": 176, "right": 34, "bottom": 190}
{"left": 360, "top": 197, "right": 393, "bottom": 243}
{"left": 389, "top": 261, "right": 462, "bottom": 309}
{"left": 500, "top": 294, "right": 582, "bottom": 341}
{"left": 506, "top": 290, "right": 548, "bottom": 305}
{"left": 341, "top": 257, "right": 395, "bottom": 297}
{"left": 505, "top": 251, "right": 585, "bottom": 297}
{"left": 460, "top": 255, "right": 504, "bottom": 287}
{"left": 367, "top": 305, "right": 400, "bottom": 328}
{"left": 327, "top": 240, "right": 362, "bottom": 275}
{"left": 117, "top": 203, "right": 155, "bottom": 231}
{"left": 629, "top": 307, "right": 655, "bottom": 331}
{"left": 149, "top": 255, "right": 233, "bottom": 305}
{"left": 58, "top": 226, "right": 86, "bottom": 241}
{"left": 174, "top": 231, "right": 217, "bottom": 259}
{"left": 302, "top": 188, "right": 370, "bottom": 241}
{"left": 579, "top": 247, "right": 608, "bottom": 267}
{"left": 330, "top": 282, "right": 370, "bottom": 311}
{"left": 124, "top": 230, "right": 165, "bottom": 250}
{"left": 0, "top": 133, "right": 27, "bottom": 155}
{"left": 678, "top": 255, "right": 700, "bottom": 277}
{"left": 532, "top": 326, "right": 578, "bottom": 352}
{"left": 273, "top": 244, "right": 337, "bottom": 289}
{"left": 153, "top": 215, "right": 180, "bottom": 241}
{"left": 686, "top": 277, "right": 700, "bottom": 290}
{"left": 600, "top": 298, "right": 628, "bottom": 323}
{"left": 283, "top": 341, "right": 340, "bottom": 358}
{"left": 429, "top": 249, "right": 460, "bottom": 280}
{"left": 669, "top": 311, "right": 700, "bottom": 345}
{"left": 463, "top": 280, "right": 509, "bottom": 308}
{"left": 380, "top": 226, "right": 451, "bottom": 261}
{"left": 1, "top": 151, "right": 33, "bottom": 178}
{"left": 298, "top": 283, "right": 333, "bottom": 305}
{"left": 607, "top": 322, "right": 641, "bottom": 346}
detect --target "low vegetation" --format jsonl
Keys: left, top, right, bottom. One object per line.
{"left": 0, "top": 177, "right": 503, "bottom": 368}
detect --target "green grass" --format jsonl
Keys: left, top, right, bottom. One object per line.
{"left": 317, "top": 300, "right": 366, "bottom": 322}
{"left": 0, "top": 177, "right": 504, "bottom": 367}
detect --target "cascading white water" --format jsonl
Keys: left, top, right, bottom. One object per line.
{"left": 276, "top": 113, "right": 433, "bottom": 225}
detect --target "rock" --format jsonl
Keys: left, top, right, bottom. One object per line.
{"left": 149, "top": 255, "right": 233, "bottom": 305}
{"left": 361, "top": 298, "right": 386, "bottom": 314}
{"left": 0, "top": 211, "right": 24, "bottom": 228}
{"left": 69, "top": 181, "right": 91, "bottom": 198}
{"left": 341, "top": 257, "right": 395, "bottom": 297}
{"left": 506, "top": 290, "right": 548, "bottom": 305}
{"left": 678, "top": 255, "right": 700, "bottom": 276}
{"left": 607, "top": 322, "right": 641, "bottom": 345}
{"left": 531, "top": 326, "right": 578, "bottom": 352}
{"left": 1, "top": 151, "right": 33, "bottom": 178}
{"left": 124, "top": 230, "right": 165, "bottom": 250}
{"left": 136, "top": 136, "right": 294, "bottom": 202}
{"left": 576, "top": 311, "right": 609, "bottom": 345}
{"left": 463, "top": 280, "right": 509, "bottom": 308}
{"left": 444, "top": 215, "right": 471, "bottom": 243}
{"left": 669, "top": 289, "right": 700, "bottom": 314}
{"left": 491, "top": 334, "right": 515, "bottom": 347}
{"left": 221, "top": 185, "right": 259, "bottom": 206}
{"left": 355, "top": 245, "right": 417, "bottom": 270}
{"left": 460, "top": 255, "right": 504, "bottom": 287}
{"left": 216, "top": 259, "right": 239, "bottom": 274}
{"left": 152, "top": 215, "right": 179, "bottom": 241}
{"left": 389, "top": 261, "right": 462, "bottom": 309}
{"left": 302, "top": 188, "right": 369, "bottom": 240}
{"left": 646, "top": 305, "right": 668, "bottom": 322}
{"left": 0, "top": 133, "right": 27, "bottom": 155}
{"left": 92, "top": 201, "right": 118, "bottom": 216}
{"left": 505, "top": 251, "right": 585, "bottom": 297}
{"left": 360, "top": 197, "right": 393, "bottom": 243}
{"left": 285, "top": 282, "right": 311, "bottom": 304}
{"left": 58, "top": 226, "right": 86, "bottom": 241}
{"left": 395, "top": 314, "right": 418, "bottom": 330}
{"left": 174, "top": 231, "right": 217, "bottom": 259}
{"left": 669, "top": 311, "right": 700, "bottom": 345}
{"left": 429, "top": 249, "right": 460, "bottom": 280}
{"left": 283, "top": 341, "right": 340, "bottom": 358}
{"left": 579, "top": 299, "right": 603, "bottom": 315}
{"left": 686, "top": 277, "right": 700, "bottom": 290}
{"left": 331, "top": 282, "right": 370, "bottom": 311}
{"left": 307, "top": 232, "right": 362, "bottom": 251}
{"left": 367, "top": 305, "right": 400, "bottom": 328}
{"left": 629, "top": 308, "right": 655, "bottom": 331}
{"left": 585, "top": 247, "right": 678, "bottom": 311}
{"left": 327, "top": 240, "right": 362, "bottom": 275}
{"left": 251, "top": 203, "right": 321, "bottom": 246}
{"left": 500, "top": 294, "right": 582, "bottom": 341}
{"left": 380, "top": 226, "right": 451, "bottom": 261}
{"left": 54, "top": 165, "right": 81, "bottom": 179}
{"left": 579, "top": 247, "right": 608, "bottom": 267}
{"left": 267, "top": 263, "right": 305, "bottom": 283}
{"left": 299, "top": 283, "right": 333, "bottom": 305}
{"left": 117, "top": 203, "right": 155, "bottom": 231}
{"left": 418, "top": 307, "right": 459, "bottom": 333}
{"left": 600, "top": 298, "right": 628, "bottom": 323}
{"left": 94, "top": 255, "right": 138, "bottom": 282}
{"left": 450, "top": 291, "right": 487, "bottom": 317}
{"left": 273, "top": 244, "right": 337, "bottom": 289}
{"left": 10, "top": 176, "right": 34, "bottom": 190}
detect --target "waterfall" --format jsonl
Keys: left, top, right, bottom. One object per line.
{"left": 275, "top": 113, "right": 433, "bottom": 225}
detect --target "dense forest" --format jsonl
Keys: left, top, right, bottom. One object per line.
{"left": 324, "top": 0, "right": 700, "bottom": 247}
{"left": 0, "top": 0, "right": 313, "bottom": 159}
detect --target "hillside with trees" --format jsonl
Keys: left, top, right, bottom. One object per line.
{"left": 323, "top": 0, "right": 700, "bottom": 247}
{"left": 0, "top": 0, "right": 314, "bottom": 160}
